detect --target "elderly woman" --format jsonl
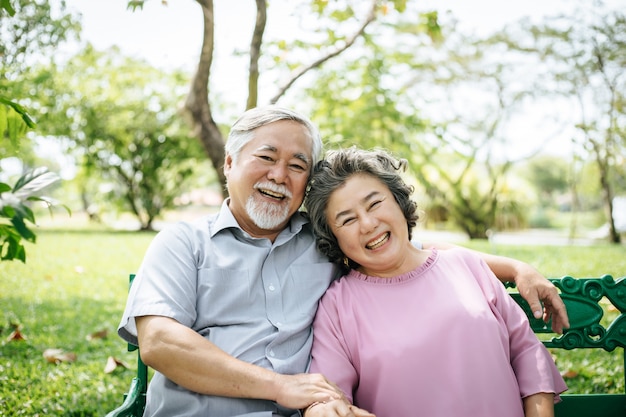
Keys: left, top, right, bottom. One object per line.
{"left": 303, "top": 147, "right": 567, "bottom": 417}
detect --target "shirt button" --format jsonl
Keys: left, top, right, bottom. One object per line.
{"left": 268, "top": 285, "right": 275, "bottom": 291}
{"left": 269, "top": 350, "right": 275, "bottom": 357}
{"left": 275, "top": 322, "right": 282, "bottom": 327}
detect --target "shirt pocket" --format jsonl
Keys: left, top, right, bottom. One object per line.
{"left": 284, "top": 262, "right": 337, "bottom": 320}
{"left": 195, "top": 268, "right": 260, "bottom": 326}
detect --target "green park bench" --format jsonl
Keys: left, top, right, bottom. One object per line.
{"left": 106, "top": 274, "right": 626, "bottom": 417}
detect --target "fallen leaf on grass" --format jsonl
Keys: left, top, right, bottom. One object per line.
{"left": 43, "top": 348, "right": 77, "bottom": 364}
{"left": 86, "top": 329, "right": 108, "bottom": 341}
{"left": 104, "top": 356, "right": 129, "bottom": 373}
{"left": 7, "top": 328, "right": 27, "bottom": 342}
{"left": 561, "top": 369, "right": 579, "bottom": 379}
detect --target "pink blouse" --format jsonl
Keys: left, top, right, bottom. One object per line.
{"left": 310, "top": 248, "right": 567, "bottom": 417}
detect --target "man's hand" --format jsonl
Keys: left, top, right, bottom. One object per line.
{"left": 514, "top": 263, "right": 570, "bottom": 334}
{"left": 273, "top": 373, "right": 344, "bottom": 411}
{"left": 304, "top": 399, "right": 376, "bottom": 417}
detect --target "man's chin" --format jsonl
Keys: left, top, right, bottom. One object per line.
{"left": 247, "top": 201, "right": 292, "bottom": 230}
{"left": 251, "top": 215, "right": 290, "bottom": 230}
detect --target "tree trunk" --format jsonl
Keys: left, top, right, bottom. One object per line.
{"left": 185, "top": 0, "right": 227, "bottom": 197}
{"left": 185, "top": 0, "right": 379, "bottom": 196}
{"left": 590, "top": 137, "right": 621, "bottom": 244}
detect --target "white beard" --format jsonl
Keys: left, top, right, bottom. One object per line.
{"left": 245, "top": 181, "right": 293, "bottom": 230}
{"left": 246, "top": 196, "right": 290, "bottom": 229}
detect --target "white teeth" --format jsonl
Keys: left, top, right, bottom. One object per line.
{"left": 255, "top": 182, "right": 291, "bottom": 200}
{"left": 366, "top": 232, "right": 389, "bottom": 249}
{"left": 260, "top": 189, "right": 285, "bottom": 199}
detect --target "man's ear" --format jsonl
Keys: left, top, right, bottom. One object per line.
{"left": 224, "top": 154, "right": 233, "bottom": 176}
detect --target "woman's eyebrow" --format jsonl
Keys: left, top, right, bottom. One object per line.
{"left": 334, "top": 191, "right": 380, "bottom": 221}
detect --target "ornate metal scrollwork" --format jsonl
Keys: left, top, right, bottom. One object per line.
{"left": 544, "top": 275, "right": 625, "bottom": 351}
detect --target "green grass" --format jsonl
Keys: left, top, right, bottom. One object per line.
{"left": 1, "top": 230, "right": 625, "bottom": 416}
{"left": 1, "top": 229, "right": 155, "bottom": 416}
{"left": 462, "top": 240, "right": 626, "bottom": 278}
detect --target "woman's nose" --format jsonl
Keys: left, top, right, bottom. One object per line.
{"left": 360, "top": 213, "right": 378, "bottom": 232}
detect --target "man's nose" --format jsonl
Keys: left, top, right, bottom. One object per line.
{"left": 267, "top": 163, "right": 288, "bottom": 183}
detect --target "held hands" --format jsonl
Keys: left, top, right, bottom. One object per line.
{"left": 514, "top": 264, "right": 570, "bottom": 334}
{"left": 273, "top": 372, "right": 344, "bottom": 411}
{"left": 304, "top": 399, "right": 376, "bottom": 417}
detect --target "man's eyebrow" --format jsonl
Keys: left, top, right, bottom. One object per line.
{"left": 257, "top": 144, "right": 277, "bottom": 152}
{"left": 294, "top": 152, "right": 310, "bottom": 166}
{"left": 256, "top": 145, "right": 310, "bottom": 165}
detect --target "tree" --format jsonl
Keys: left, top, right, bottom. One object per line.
{"left": 304, "top": 6, "right": 541, "bottom": 239}
{"left": 128, "top": 0, "right": 409, "bottom": 197}
{"left": 0, "top": 0, "right": 75, "bottom": 262}
{"left": 1, "top": 0, "right": 80, "bottom": 154}
{"left": 309, "top": 2, "right": 625, "bottom": 239}
{"left": 511, "top": 6, "right": 626, "bottom": 243}
{"left": 33, "top": 46, "right": 210, "bottom": 230}
{"left": 520, "top": 155, "right": 570, "bottom": 201}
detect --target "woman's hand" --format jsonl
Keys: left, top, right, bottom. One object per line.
{"left": 514, "top": 263, "right": 569, "bottom": 334}
{"left": 523, "top": 392, "right": 555, "bottom": 417}
{"left": 304, "top": 399, "right": 376, "bottom": 417}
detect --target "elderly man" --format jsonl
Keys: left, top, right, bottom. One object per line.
{"left": 117, "top": 105, "right": 568, "bottom": 417}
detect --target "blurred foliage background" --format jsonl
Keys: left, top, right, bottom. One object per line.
{"left": 2, "top": 0, "right": 625, "bottom": 243}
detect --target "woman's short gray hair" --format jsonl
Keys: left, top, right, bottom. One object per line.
{"left": 304, "top": 147, "right": 419, "bottom": 273}
{"left": 225, "top": 105, "right": 323, "bottom": 171}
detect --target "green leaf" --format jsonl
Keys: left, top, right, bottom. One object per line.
{"left": 0, "top": 0, "right": 16, "bottom": 16}
{"left": 126, "top": 1, "right": 145, "bottom": 11}
{"left": 0, "top": 224, "right": 26, "bottom": 262}
{"left": 27, "top": 196, "right": 72, "bottom": 217}
{"left": 392, "top": 0, "right": 407, "bottom": 13}
{"left": 10, "top": 215, "right": 36, "bottom": 243}
{"left": 0, "top": 104, "right": 8, "bottom": 142}
{"left": 12, "top": 167, "right": 60, "bottom": 197}
{"left": 0, "top": 95, "right": 36, "bottom": 128}
{"left": 1, "top": 238, "right": 26, "bottom": 262}
{"left": 1, "top": 205, "right": 16, "bottom": 218}
{"left": 12, "top": 203, "right": 36, "bottom": 225}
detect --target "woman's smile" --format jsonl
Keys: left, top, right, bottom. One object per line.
{"left": 365, "top": 232, "right": 390, "bottom": 250}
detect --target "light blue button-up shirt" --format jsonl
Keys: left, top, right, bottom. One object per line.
{"left": 118, "top": 201, "right": 338, "bottom": 417}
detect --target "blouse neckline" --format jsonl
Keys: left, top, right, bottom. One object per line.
{"left": 347, "top": 248, "right": 438, "bottom": 284}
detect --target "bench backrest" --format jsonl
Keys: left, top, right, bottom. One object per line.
{"left": 508, "top": 275, "right": 626, "bottom": 417}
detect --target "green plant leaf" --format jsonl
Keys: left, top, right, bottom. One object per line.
{"left": 12, "top": 167, "right": 60, "bottom": 197}
{"left": 10, "top": 215, "right": 36, "bottom": 242}
{"left": 0, "top": 0, "right": 16, "bottom": 16}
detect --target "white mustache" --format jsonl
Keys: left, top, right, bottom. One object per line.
{"left": 254, "top": 181, "right": 292, "bottom": 199}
